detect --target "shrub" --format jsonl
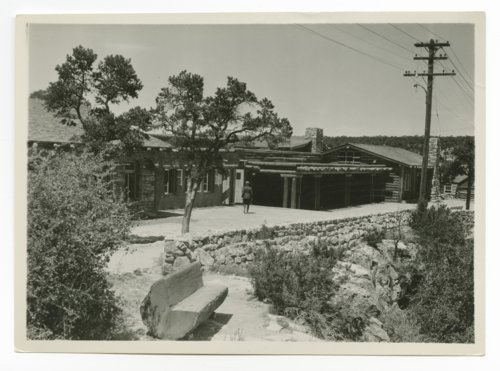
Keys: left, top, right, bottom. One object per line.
{"left": 254, "top": 223, "right": 274, "bottom": 240}
{"left": 365, "top": 227, "right": 386, "bottom": 248}
{"left": 409, "top": 205, "right": 466, "bottom": 248}
{"left": 27, "top": 148, "right": 131, "bottom": 339}
{"left": 248, "top": 247, "right": 337, "bottom": 316}
{"left": 380, "top": 305, "right": 423, "bottom": 343}
{"left": 406, "top": 205, "right": 474, "bottom": 343}
{"left": 248, "top": 243, "right": 363, "bottom": 340}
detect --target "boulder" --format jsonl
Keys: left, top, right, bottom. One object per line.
{"left": 165, "top": 240, "right": 186, "bottom": 257}
{"left": 140, "top": 262, "right": 228, "bottom": 340}
{"left": 362, "top": 317, "right": 390, "bottom": 342}
{"left": 197, "top": 249, "right": 215, "bottom": 267}
{"left": 173, "top": 256, "right": 191, "bottom": 270}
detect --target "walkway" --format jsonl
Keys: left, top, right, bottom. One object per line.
{"left": 133, "top": 202, "right": 413, "bottom": 239}
{"left": 132, "top": 199, "right": 470, "bottom": 239}
{"left": 108, "top": 199, "right": 471, "bottom": 274}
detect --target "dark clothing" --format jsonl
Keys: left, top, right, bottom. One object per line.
{"left": 242, "top": 185, "right": 253, "bottom": 201}
{"left": 242, "top": 184, "right": 253, "bottom": 213}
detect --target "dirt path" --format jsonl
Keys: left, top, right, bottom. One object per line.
{"left": 109, "top": 266, "right": 318, "bottom": 342}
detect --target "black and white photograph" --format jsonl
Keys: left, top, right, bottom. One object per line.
{"left": 14, "top": 12, "right": 484, "bottom": 356}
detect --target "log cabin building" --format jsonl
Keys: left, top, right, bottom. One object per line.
{"left": 28, "top": 98, "right": 437, "bottom": 212}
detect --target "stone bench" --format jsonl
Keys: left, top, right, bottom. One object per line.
{"left": 140, "top": 262, "right": 228, "bottom": 340}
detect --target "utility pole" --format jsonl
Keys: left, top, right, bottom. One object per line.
{"left": 404, "top": 39, "right": 455, "bottom": 210}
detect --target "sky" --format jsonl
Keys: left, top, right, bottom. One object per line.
{"left": 28, "top": 22, "right": 475, "bottom": 137}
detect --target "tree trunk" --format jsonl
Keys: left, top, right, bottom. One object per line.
{"left": 181, "top": 178, "right": 198, "bottom": 234}
{"left": 465, "top": 174, "right": 473, "bottom": 210}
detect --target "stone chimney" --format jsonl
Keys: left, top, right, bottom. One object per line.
{"left": 428, "top": 137, "right": 440, "bottom": 168}
{"left": 304, "top": 127, "right": 324, "bottom": 153}
{"left": 428, "top": 137, "right": 441, "bottom": 201}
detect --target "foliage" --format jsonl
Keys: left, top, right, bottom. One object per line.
{"left": 27, "top": 148, "right": 132, "bottom": 339}
{"left": 248, "top": 246, "right": 337, "bottom": 320}
{"left": 254, "top": 224, "right": 275, "bottom": 240}
{"left": 380, "top": 305, "right": 423, "bottom": 342}
{"left": 448, "top": 136, "right": 475, "bottom": 210}
{"left": 43, "top": 45, "right": 151, "bottom": 153}
{"left": 248, "top": 244, "right": 369, "bottom": 341}
{"left": 364, "top": 227, "right": 386, "bottom": 248}
{"left": 405, "top": 205, "right": 474, "bottom": 343}
{"left": 409, "top": 205, "right": 467, "bottom": 249}
{"left": 152, "top": 70, "right": 292, "bottom": 233}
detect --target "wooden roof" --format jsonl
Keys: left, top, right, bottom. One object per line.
{"left": 324, "top": 142, "right": 424, "bottom": 167}
{"left": 28, "top": 98, "right": 172, "bottom": 149}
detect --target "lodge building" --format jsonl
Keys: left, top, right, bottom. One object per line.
{"left": 28, "top": 98, "right": 438, "bottom": 212}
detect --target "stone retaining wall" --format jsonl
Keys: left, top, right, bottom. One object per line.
{"left": 162, "top": 209, "right": 474, "bottom": 274}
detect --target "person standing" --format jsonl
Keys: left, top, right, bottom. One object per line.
{"left": 242, "top": 180, "right": 253, "bottom": 214}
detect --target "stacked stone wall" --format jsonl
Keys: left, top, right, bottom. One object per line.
{"left": 162, "top": 209, "right": 474, "bottom": 273}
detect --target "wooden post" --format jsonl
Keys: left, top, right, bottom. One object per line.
{"left": 399, "top": 167, "right": 405, "bottom": 202}
{"left": 282, "top": 176, "right": 289, "bottom": 208}
{"left": 344, "top": 174, "right": 352, "bottom": 207}
{"left": 297, "top": 176, "right": 302, "bottom": 209}
{"left": 370, "top": 174, "right": 375, "bottom": 203}
{"left": 314, "top": 175, "right": 322, "bottom": 210}
{"left": 291, "top": 177, "right": 297, "bottom": 209}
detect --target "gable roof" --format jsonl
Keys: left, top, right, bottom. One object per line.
{"left": 29, "top": 98, "right": 84, "bottom": 144}
{"left": 234, "top": 136, "right": 311, "bottom": 151}
{"left": 452, "top": 175, "right": 468, "bottom": 184}
{"left": 28, "top": 98, "right": 172, "bottom": 149}
{"left": 324, "top": 142, "right": 424, "bottom": 167}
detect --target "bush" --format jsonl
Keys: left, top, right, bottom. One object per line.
{"left": 405, "top": 205, "right": 474, "bottom": 343}
{"left": 365, "top": 227, "right": 386, "bottom": 248}
{"left": 380, "top": 305, "right": 423, "bottom": 342}
{"left": 248, "top": 243, "right": 366, "bottom": 340}
{"left": 27, "top": 148, "right": 132, "bottom": 339}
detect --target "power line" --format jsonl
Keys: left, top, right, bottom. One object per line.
{"left": 389, "top": 24, "right": 420, "bottom": 42}
{"left": 328, "top": 24, "right": 411, "bottom": 63}
{"left": 417, "top": 24, "right": 474, "bottom": 88}
{"left": 448, "top": 57, "right": 474, "bottom": 92}
{"left": 436, "top": 59, "right": 474, "bottom": 104}
{"left": 295, "top": 24, "right": 405, "bottom": 70}
{"left": 357, "top": 24, "right": 416, "bottom": 54}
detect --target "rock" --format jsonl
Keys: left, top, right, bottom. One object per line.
{"left": 140, "top": 262, "right": 228, "bottom": 340}
{"left": 175, "top": 240, "right": 188, "bottom": 252}
{"left": 165, "top": 241, "right": 185, "bottom": 257}
{"left": 229, "top": 246, "right": 245, "bottom": 257}
{"left": 173, "top": 256, "right": 191, "bottom": 270}
{"left": 362, "top": 317, "right": 390, "bottom": 342}
{"left": 246, "top": 253, "right": 254, "bottom": 261}
{"left": 164, "top": 254, "right": 176, "bottom": 264}
{"left": 197, "top": 249, "right": 215, "bottom": 267}
{"left": 162, "top": 263, "right": 173, "bottom": 275}
{"left": 133, "top": 268, "right": 142, "bottom": 276}
{"left": 203, "top": 243, "right": 218, "bottom": 252}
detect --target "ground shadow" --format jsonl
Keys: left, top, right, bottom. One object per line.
{"left": 185, "top": 312, "right": 234, "bottom": 341}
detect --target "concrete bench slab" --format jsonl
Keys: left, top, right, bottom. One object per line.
{"left": 140, "top": 261, "right": 228, "bottom": 340}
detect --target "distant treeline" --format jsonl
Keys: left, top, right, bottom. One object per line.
{"left": 323, "top": 135, "right": 473, "bottom": 154}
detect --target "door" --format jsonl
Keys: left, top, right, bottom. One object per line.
{"left": 234, "top": 169, "right": 244, "bottom": 203}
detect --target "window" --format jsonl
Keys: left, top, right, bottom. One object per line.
{"left": 122, "top": 162, "right": 139, "bottom": 201}
{"left": 337, "top": 151, "right": 360, "bottom": 164}
{"left": 164, "top": 168, "right": 177, "bottom": 194}
{"left": 404, "top": 172, "right": 411, "bottom": 191}
{"left": 444, "top": 184, "right": 452, "bottom": 193}
{"left": 176, "top": 169, "right": 183, "bottom": 190}
{"left": 201, "top": 173, "right": 209, "bottom": 192}
{"left": 201, "top": 170, "right": 215, "bottom": 192}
